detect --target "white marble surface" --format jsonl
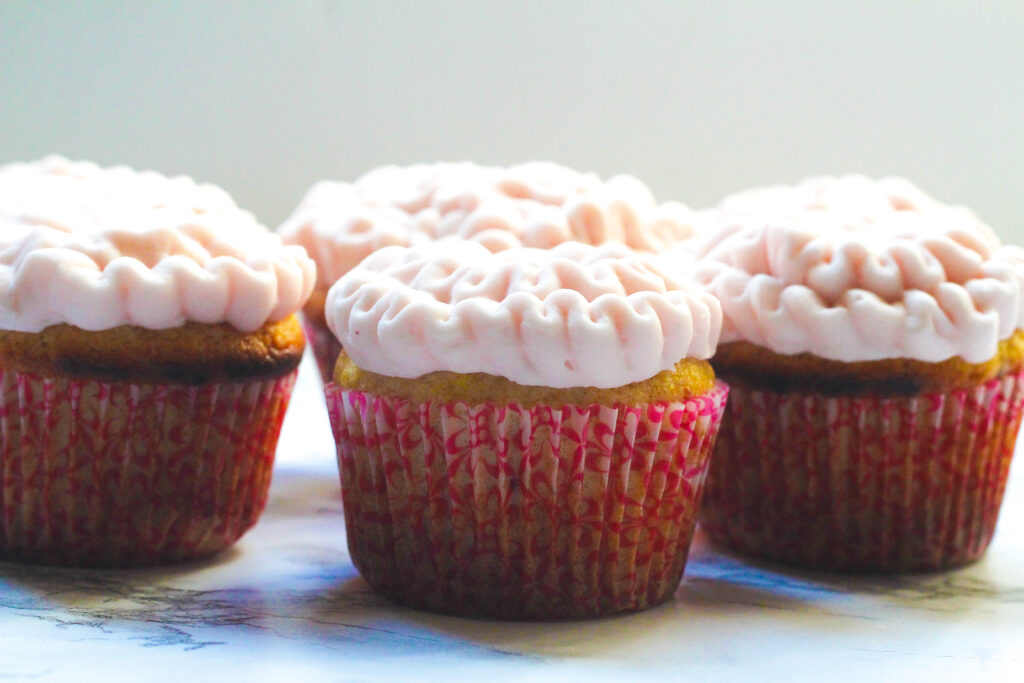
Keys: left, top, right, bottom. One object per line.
{"left": 2, "top": 356, "right": 1024, "bottom": 682}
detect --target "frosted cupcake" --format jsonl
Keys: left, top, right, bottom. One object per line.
{"left": 0, "top": 156, "right": 316, "bottom": 567}
{"left": 279, "top": 162, "right": 694, "bottom": 382}
{"left": 323, "top": 240, "right": 727, "bottom": 618}
{"left": 689, "top": 176, "right": 1024, "bottom": 572}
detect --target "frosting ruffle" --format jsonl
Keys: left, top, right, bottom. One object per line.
{"left": 326, "top": 241, "right": 721, "bottom": 388}
{"left": 682, "top": 177, "right": 1023, "bottom": 363}
{"left": 280, "top": 162, "right": 695, "bottom": 288}
{"left": 0, "top": 156, "right": 316, "bottom": 333}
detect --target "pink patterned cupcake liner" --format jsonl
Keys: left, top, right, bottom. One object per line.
{"left": 700, "top": 370, "right": 1024, "bottom": 572}
{"left": 302, "top": 315, "right": 341, "bottom": 386}
{"left": 325, "top": 381, "right": 729, "bottom": 619}
{"left": 0, "top": 368, "right": 297, "bottom": 567}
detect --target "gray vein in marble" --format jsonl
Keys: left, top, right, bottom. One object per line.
{"left": 0, "top": 561, "right": 534, "bottom": 660}
{"left": 6, "top": 526, "right": 1017, "bottom": 660}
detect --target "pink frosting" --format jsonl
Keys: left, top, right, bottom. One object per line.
{"left": 0, "top": 156, "right": 316, "bottom": 333}
{"left": 682, "top": 177, "right": 1024, "bottom": 363}
{"left": 280, "top": 162, "right": 695, "bottom": 288}
{"left": 326, "top": 241, "right": 721, "bottom": 388}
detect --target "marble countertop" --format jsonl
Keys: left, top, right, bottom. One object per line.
{"left": 2, "top": 357, "right": 1023, "bottom": 682}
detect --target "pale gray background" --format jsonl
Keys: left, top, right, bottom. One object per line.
{"left": 2, "top": 1, "right": 1021, "bottom": 238}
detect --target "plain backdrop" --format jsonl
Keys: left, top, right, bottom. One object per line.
{"left": 2, "top": 1, "right": 1022, "bottom": 240}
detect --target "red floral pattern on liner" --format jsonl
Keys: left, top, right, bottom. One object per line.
{"left": 325, "top": 382, "right": 729, "bottom": 619}
{"left": 700, "top": 370, "right": 1024, "bottom": 573}
{"left": 302, "top": 315, "right": 342, "bottom": 385}
{"left": 0, "top": 368, "right": 297, "bottom": 567}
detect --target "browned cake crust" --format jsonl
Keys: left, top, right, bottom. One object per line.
{"left": 712, "top": 329, "right": 1024, "bottom": 396}
{"left": 0, "top": 315, "right": 306, "bottom": 384}
{"left": 333, "top": 349, "right": 716, "bottom": 407}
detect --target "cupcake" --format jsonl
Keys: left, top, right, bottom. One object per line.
{"left": 688, "top": 175, "right": 1024, "bottom": 572}
{"left": 0, "top": 156, "right": 316, "bottom": 567}
{"left": 322, "top": 240, "right": 727, "bottom": 618}
{"left": 279, "top": 162, "right": 694, "bottom": 383}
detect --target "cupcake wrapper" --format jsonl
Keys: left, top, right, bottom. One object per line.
{"left": 302, "top": 315, "right": 342, "bottom": 386}
{"left": 0, "top": 368, "right": 297, "bottom": 567}
{"left": 325, "top": 382, "right": 728, "bottom": 619}
{"left": 700, "top": 370, "right": 1024, "bottom": 572}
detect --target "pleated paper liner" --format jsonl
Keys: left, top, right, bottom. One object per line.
{"left": 0, "top": 368, "right": 297, "bottom": 567}
{"left": 302, "top": 315, "right": 342, "bottom": 386}
{"left": 325, "top": 381, "right": 729, "bottom": 619}
{"left": 700, "top": 370, "right": 1024, "bottom": 573}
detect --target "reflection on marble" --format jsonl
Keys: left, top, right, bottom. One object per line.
{"left": 2, "top": 356, "right": 1024, "bottom": 682}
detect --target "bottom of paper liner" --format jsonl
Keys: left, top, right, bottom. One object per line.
{"left": 0, "top": 368, "right": 297, "bottom": 567}
{"left": 326, "top": 382, "right": 728, "bottom": 618}
{"left": 701, "top": 371, "right": 1024, "bottom": 572}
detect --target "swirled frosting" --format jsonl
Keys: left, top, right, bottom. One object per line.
{"left": 685, "top": 176, "right": 1024, "bottom": 363}
{"left": 280, "top": 162, "right": 695, "bottom": 288}
{"left": 326, "top": 240, "right": 721, "bottom": 388}
{"left": 0, "top": 156, "right": 316, "bottom": 333}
